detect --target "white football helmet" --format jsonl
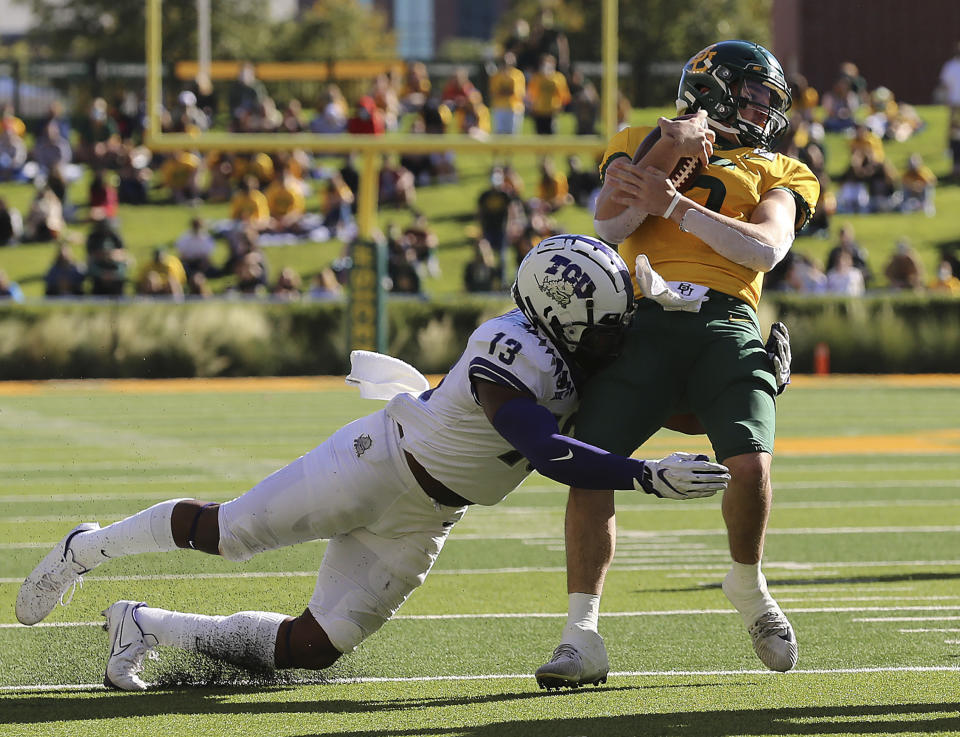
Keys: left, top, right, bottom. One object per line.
{"left": 513, "top": 234, "right": 635, "bottom": 371}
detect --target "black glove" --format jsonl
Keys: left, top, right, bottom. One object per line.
{"left": 765, "top": 321, "right": 791, "bottom": 396}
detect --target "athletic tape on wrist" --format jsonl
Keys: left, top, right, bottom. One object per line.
{"left": 662, "top": 191, "right": 682, "bottom": 219}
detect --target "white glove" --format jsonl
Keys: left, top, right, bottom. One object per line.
{"left": 635, "top": 254, "right": 710, "bottom": 312}
{"left": 636, "top": 451, "right": 730, "bottom": 499}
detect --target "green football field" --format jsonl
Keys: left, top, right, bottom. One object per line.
{"left": 1, "top": 376, "right": 958, "bottom": 736}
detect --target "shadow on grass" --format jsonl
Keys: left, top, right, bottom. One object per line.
{"left": 311, "top": 702, "right": 960, "bottom": 737}
{"left": 1, "top": 691, "right": 957, "bottom": 736}
{"left": 647, "top": 570, "right": 960, "bottom": 594}
{"left": 0, "top": 682, "right": 638, "bottom": 723}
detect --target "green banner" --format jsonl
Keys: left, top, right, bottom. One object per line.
{"left": 347, "top": 238, "right": 387, "bottom": 354}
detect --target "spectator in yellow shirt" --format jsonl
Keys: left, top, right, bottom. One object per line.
{"left": 136, "top": 248, "right": 187, "bottom": 297}
{"left": 1, "top": 104, "right": 26, "bottom": 138}
{"left": 265, "top": 161, "right": 306, "bottom": 233}
{"left": 229, "top": 176, "right": 270, "bottom": 230}
{"left": 231, "top": 152, "right": 274, "bottom": 187}
{"left": 454, "top": 90, "right": 491, "bottom": 138}
{"left": 488, "top": 53, "right": 526, "bottom": 135}
{"left": 534, "top": 157, "right": 572, "bottom": 212}
{"left": 900, "top": 153, "right": 937, "bottom": 215}
{"left": 527, "top": 54, "right": 570, "bottom": 135}
{"left": 930, "top": 259, "right": 960, "bottom": 295}
{"left": 160, "top": 150, "right": 201, "bottom": 203}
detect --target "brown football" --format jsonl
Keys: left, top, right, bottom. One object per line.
{"left": 631, "top": 114, "right": 706, "bottom": 192}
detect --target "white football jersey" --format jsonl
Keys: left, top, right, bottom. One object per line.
{"left": 385, "top": 309, "right": 578, "bottom": 505}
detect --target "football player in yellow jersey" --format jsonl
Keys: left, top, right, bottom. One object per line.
{"left": 536, "top": 40, "right": 820, "bottom": 689}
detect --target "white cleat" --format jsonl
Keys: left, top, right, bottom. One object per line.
{"left": 16, "top": 522, "right": 101, "bottom": 625}
{"left": 535, "top": 628, "right": 609, "bottom": 690}
{"left": 722, "top": 570, "right": 798, "bottom": 672}
{"left": 748, "top": 609, "right": 798, "bottom": 672}
{"left": 103, "top": 600, "right": 155, "bottom": 691}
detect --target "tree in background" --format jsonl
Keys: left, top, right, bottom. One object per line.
{"left": 21, "top": 0, "right": 270, "bottom": 62}
{"left": 270, "top": 0, "right": 395, "bottom": 62}
{"left": 497, "top": 0, "right": 772, "bottom": 107}
{"left": 20, "top": 0, "right": 393, "bottom": 64}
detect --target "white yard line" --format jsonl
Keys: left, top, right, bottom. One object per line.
{"left": 778, "top": 596, "right": 960, "bottom": 603}
{"left": 1, "top": 665, "right": 958, "bottom": 693}
{"left": 899, "top": 628, "right": 960, "bottom": 633}
{"left": 5, "top": 493, "right": 960, "bottom": 510}
{"left": 855, "top": 616, "right": 960, "bottom": 622}
{"left": 474, "top": 525, "right": 960, "bottom": 537}
{"left": 2, "top": 559, "right": 960, "bottom": 584}
{"left": 5, "top": 604, "right": 960, "bottom": 629}
{"left": 4, "top": 522, "right": 960, "bottom": 548}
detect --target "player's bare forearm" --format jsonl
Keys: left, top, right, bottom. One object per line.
{"left": 565, "top": 487, "right": 616, "bottom": 595}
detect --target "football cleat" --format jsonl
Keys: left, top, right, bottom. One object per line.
{"left": 535, "top": 628, "right": 609, "bottom": 690}
{"left": 16, "top": 522, "right": 101, "bottom": 625}
{"left": 103, "top": 600, "right": 156, "bottom": 691}
{"left": 747, "top": 609, "right": 798, "bottom": 672}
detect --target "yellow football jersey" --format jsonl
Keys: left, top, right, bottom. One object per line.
{"left": 601, "top": 126, "right": 820, "bottom": 309}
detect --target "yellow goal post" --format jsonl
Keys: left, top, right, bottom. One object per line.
{"left": 145, "top": 0, "right": 620, "bottom": 352}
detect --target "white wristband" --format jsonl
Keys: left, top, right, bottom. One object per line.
{"left": 662, "top": 191, "right": 682, "bottom": 219}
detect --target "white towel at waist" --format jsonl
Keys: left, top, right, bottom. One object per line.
{"left": 344, "top": 350, "right": 430, "bottom": 400}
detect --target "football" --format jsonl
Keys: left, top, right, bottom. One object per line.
{"left": 631, "top": 114, "right": 706, "bottom": 192}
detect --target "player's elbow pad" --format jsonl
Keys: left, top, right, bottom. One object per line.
{"left": 594, "top": 208, "right": 647, "bottom": 245}
{"left": 679, "top": 209, "right": 793, "bottom": 272}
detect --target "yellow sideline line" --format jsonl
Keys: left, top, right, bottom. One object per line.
{"left": 0, "top": 374, "right": 958, "bottom": 397}
{"left": 630, "top": 429, "right": 960, "bottom": 457}
{"left": 789, "top": 374, "right": 960, "bottom": 388}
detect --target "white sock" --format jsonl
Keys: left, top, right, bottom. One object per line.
{"left": 564, "top": 592, "right": 600, "bottom": 634}
{"left": 70, "top": 499, "right": 189, "bottom": 569}
{"left": 722, "top": 561, "right": 779, "bottom": 626}
{"left": 136, "top": 607, "right": 287, "bottom": 670}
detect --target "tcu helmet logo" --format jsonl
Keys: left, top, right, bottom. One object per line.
{"left": 536, "top": 254, "right": 596, "bottom": 308}
{"left": 353, "top": 433, "right": 373, "bottom": 457}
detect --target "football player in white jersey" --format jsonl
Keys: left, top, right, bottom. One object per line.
{"left": 16, "top": 234, "right": 730, "bottom": 691}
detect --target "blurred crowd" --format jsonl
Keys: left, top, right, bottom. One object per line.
{"left": 762, "top": 54, "right": 960, "bottom": 297}
{"left": 0, "top": 8, "right": 612, "bottom": 300}
{"left": 777, "top": 62, "right": 932, "bottom": 234}
{"left": 0, "top": 20, "right": 959, "bottom": 302}
{"left": 765, "top": 223, "right": 960, "bottom": 297}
